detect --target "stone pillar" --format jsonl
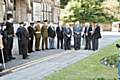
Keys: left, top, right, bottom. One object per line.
{"left": 0, "top": 0, "right": 4, "bottom": 22}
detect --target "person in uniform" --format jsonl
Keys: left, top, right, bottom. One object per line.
{"left": 73, "top": 21, "right": 82, "bottom": 50}
{"left": 41, "top": 20, "right": 48, "bottom": 50}
{"left": 16, "top": 22, "right": 23, "bottom": 55}
{"left": 34, "top": 21, "right": 41, "bottom": 51}
{"left": 5, "top": 18, "right": 16, "bottom": 60}
{"left": 64, "top": 23, "right": 72, "bottom": 50}
{"left": 83, "top": 22, "right": 92, "bottom": 50}
{"left": 92, "top": 22, "right": 101, "bottom": 51}
{"left": 28, "top": 22, "right": 35, "bottom": 53}
{"left": 56, "top": 21, "right": 64, "bottom": 49}
{"left": 48, "top": 22, "right": 56, "bottom": 49}
{"left": 18, "top": 22, "right": 29, "bottom": 59}
{"left": 0, "top": 23, "right": 8, "bottom": 63}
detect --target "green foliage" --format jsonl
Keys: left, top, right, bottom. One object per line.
{"left": 60, "top": 0, "right": 70, "bottom": 8}
{"left": 62, "top": 0, "right": 119, "bottom": 23}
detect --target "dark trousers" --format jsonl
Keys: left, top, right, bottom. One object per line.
{"left": 64, "top": 37, "right": 71, "bottom": 50}
{"left": 28, "top": 36, "right": 34, "bottom": 52}
{"left": 18, "top": 39, "right": 22, "bottom": 54}
{"left": 85, "top": 36, "right": 92, "bottom": 50}
{"left": 35, "top": 34, "right": 41, "bottom": 50}
{"left": 7, "top": 37, "right": 13, "bottom": 59}
{"left": 21, "top": 43, "right": 28, "bottom": 59}
{"left": 42, "top": 37, "right": 48, "bottom": 50}
{"left": 74, "top": 34, "right": 81, "bottom": 50}
{"left": 57, "top": 37, "right": 63, "bottom": 49}
{"left": 92, "top": 37, "right": 99, "bottom": 51}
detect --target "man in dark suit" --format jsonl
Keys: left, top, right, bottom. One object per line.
{"left": 5, "top": 18, "right": 16, "bottom": 60}
{"left": 18, "top": 22, "right": 29, "bottom": 59}
{"left": 92, "top": 22, "right": 101, "bottom": 51}
{"left": 64, "top": 23, "right": 72, "bottom": 50}
{"left": 16, "top": 22, "right": 23, "bottom": 55}
{"left": 28, "top": 22, "right": 35, "bottom": 53}
{"left": 56, "top": 22, "right": 64, "bottom": 49}
{"left": 48, "top": 22, "right": 56, "bottom": 49}
{"left": 83, "top": 23, "right": 92, "bottom": 50}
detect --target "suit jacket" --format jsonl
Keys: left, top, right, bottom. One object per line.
{"left": 83, "top": 26, "right": 92, "bottom": 38}
{"left": 92, "top": 26, "right": 101, "bottom": 39}
{"left": 16, "top": 27, "right": 22, "bottom": 40}
{"left": 28, "top": 26, "right": 34, "bottom": 37}
{"left": 56, "top": 26, "right": 64, "bottom": 39}
{"left": 64, "top": 27, "right": 72, "bottom": 39}
{"left": 73, "top": 25, "right": 82, "bottom": 35}
{"left": 48, "top": 26, "right": 56, "bottom": 38}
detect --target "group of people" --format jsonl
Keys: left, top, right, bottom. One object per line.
{"left": 0, "top": 18, "right": 101, "bottom": 63}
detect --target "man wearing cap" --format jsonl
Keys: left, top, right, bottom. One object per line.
{"left": 34, "top": 21, "right": 41, "bottom": 51}
{"left": 5, "top": 18, "right": 16, "bottom": 60}
{"left": 28, "top": 22, "right": 35, "bottom": 53}
{"left": 16, "top": 22, "right": 23, "bottom": 55}
{"left": 18, "top": 22, "right": 29, "bottom": 59}
{"left": 41, "top": 20, "right": 48, "bottom": 50}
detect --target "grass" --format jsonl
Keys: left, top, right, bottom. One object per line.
{"left": 44, "top": 40, "right": 120, "bottom": 80}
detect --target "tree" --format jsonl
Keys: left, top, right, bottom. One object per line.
{"left": 60, "top": 0, "right": 70, "bottom": 8}
{"left": 61, "top": 0, "right": 119, "bottom": 23}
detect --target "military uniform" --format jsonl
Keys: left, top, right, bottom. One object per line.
{"left": 5, "top": 21, "right": 15, "bottom": 60}
{"left": 34, "top": 24, "right": 41, "bottom": 51}
{"left": 41, "top": 24, "right": 48, "bottom": 50}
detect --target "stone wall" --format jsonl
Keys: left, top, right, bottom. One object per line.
{"left": 15, "top": 0, "right": 30, "bottom": 22}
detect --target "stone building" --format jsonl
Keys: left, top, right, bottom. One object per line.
{"left": 0, "top": 0, "right": 60, "bottom": 23}
{"left": 0, "top": 0, "right": 5, "bottom": 23}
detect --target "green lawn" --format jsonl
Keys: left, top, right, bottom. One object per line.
{"left": 44, "top": 40, "right": 120, "bottom": 80}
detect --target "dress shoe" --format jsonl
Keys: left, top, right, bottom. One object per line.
{"left": 23, "top": 57, "right": 29, "bottom": 59}
{"left": 35, "top": 49, "right": 41, "bottom": 51}
{"left": 11, "top": 57, "right": 16, "bottom": 60}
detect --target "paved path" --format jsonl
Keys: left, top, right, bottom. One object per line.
{"left": 0, "top": 32, "right": 120, "bottom": 80}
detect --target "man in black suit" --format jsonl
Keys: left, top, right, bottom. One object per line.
{"left": 5, "top": 18, "right": 16, "bottom": 60}
{"left": 27, "top": 22, "right": 35, "bottom": 53}
{"left": 16, "top": 22, "right": 23, "bottom": 55}
{"left": 83, "top": 23, "right": 92, "bottom": 50}
{"left": 56, "top": 22, "right": 64, "bottom": 49}
{"left": 92, "top": 22, "right": 101, "bottom": 51}
{"left": 64, "top": 23, "right": 72, "bottom": 50}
